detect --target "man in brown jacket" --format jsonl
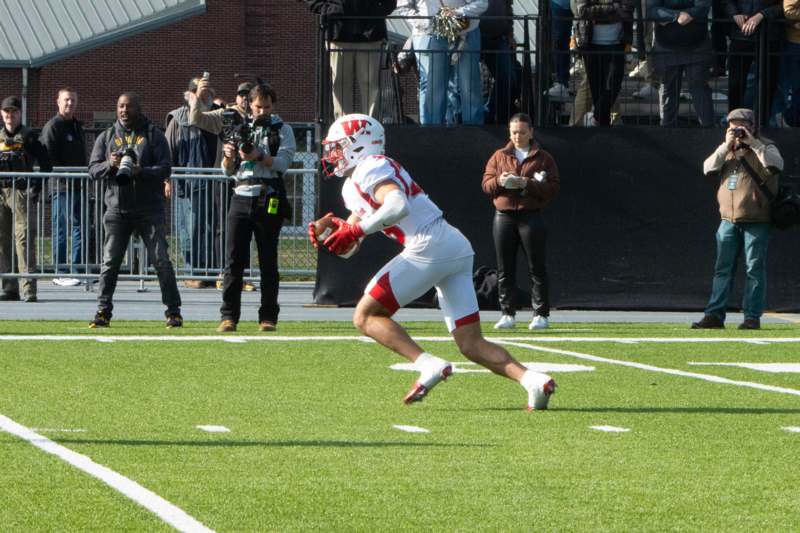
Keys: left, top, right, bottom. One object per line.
{"left": 482, "top": 113, "right": 560, "bottom": 329}
{"left": 692, "top": 108, "right": 783, "bottom": 330}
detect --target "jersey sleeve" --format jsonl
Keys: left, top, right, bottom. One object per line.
{"left": 351, "top": 156, "right": 403, "bottom": 201}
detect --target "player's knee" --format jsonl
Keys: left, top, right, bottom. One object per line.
{"left": 352, "top": 309, "right": 369, "bottom": 333}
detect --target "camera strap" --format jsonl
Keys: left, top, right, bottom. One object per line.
{"left": 738, "top": 156, "right": 775, "bottom": 203}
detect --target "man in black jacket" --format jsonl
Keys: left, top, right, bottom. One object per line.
{"left": 307, "top": 0, "right": 398, "bottom": 118}
{"left": 0, "top": 96, "right": 52, "bottom": 302}
{"left": 87, "top": 93, "right": 182, "bottom": 328}
{"left": 40, "top": 87, "right": 87, "bottom": 283}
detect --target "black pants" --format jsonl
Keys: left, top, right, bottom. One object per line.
{"left": 220, "top": 194, "right": 283, "bottom": 323}
{"left": 582, "top": 43, "right": 626, "bottom": 126}
{"left": 493, "top": 210, "right": 549, "bottom": 317}
{"left": 728, "top": 38, "right": 782, "bottom": 117}
{"left": 97, "top": 209, "right": 181, "bottom": 317}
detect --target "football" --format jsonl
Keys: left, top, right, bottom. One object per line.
{"left": 308, "top": 213, "right": 362, "bottom": 258}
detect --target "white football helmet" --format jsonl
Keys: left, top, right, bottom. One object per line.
{"left": 322, "top": 113, "right": 385, "bottom": 177}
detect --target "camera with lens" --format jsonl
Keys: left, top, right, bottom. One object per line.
{"left": 732, "top": 127, "right": 747, "bottom": 140}
{"left": 221, "top": 109, "right": 272, "bottom": 156}
{"left": 114, "top": 147, "right": 138, "bottom": 185}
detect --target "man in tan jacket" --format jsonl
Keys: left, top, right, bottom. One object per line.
{"left": 692, "top": 108, "right": 783, "bottom": 330}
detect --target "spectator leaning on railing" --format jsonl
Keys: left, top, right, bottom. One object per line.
{"left": 88, "top": 92, "right": 182, "bottom": 329}
{"left": 479, "top": 0, "right": 517, "bottom": 123}
{"left": 40, "top": 87, "right": 87, "bottom": 285}
{"left": 574, "top": 0, "right": 635, "bottom": 126}
{"left": 725, "top": 0, "right": 784, "bottom": 119}
{"left": 692, "top": 108, "right": 783, "bottom": 330}
{"left": 395, "top": 0, "right": 488, "bottom": 125}
{"left": 306, "top": 0, "right": 397, "bottom": 119}
{"left": 647, "top": 0, "right": 715, "bottom": 127}
{"left": 0, "top": 96, "right": 52, "bottom": 303}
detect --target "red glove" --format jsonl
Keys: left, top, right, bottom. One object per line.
{"left": 323, "top": 220, "right": 365, "bottom": 255}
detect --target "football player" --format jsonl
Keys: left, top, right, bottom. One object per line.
{"left": 311, "top": 114, "right": 556, "bottom": 410}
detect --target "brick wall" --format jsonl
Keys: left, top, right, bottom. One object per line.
{"left": 2, "top": 0, "right": 321, "bottom": 129}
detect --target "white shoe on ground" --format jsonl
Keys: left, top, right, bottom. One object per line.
{"left": 521, "top": 370, "right": 556, "bottom": 410}
{"left": 53, "top": 277, "right": 81, "bottom": 287}
{"left": 403, "top": 353, "right": 452, "bottom": 404}
{"left": 546, "top": 82, "right": 570, "bottom": 99}
{"left": 494, "top": 314, "right": 516, "bottom": 329}
{"left": 529, "top": 316, "right": 549, "bottom": 330}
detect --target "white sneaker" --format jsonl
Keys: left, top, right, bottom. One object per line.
{"left": 546, "top": 82, "right": 570, "bottom": 99}
{"left": 529, "top": 316, "right": 549, "bottom": 330}
{"left": 53, "top": 277, "right": 81, "bottom": 287}
{"left": 521, "top": 371, "right": 556, "bottom": 411}
{"left": 679, "top": 90, "right": 692, "bottom": 101}
{"left": 711, "top": 91, "right": 727, "bottom": 101}
{"left": 632, "top": 84, "right": 658, "bottom": 99}
{"left": 403, "top": 354, "right": 452, "bottom": 404}
{"left": 775, "top": 112, "right": 790, "bottom": 128}
{"left": 493, "top": 314, "right": 516, "bottom": 329}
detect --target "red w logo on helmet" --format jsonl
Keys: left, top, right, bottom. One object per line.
{"left": 341, "top": 119, "right": 368, "bottom": 136}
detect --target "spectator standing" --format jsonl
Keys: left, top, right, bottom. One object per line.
{"left": 481, "top": 113, "right": 560, "bottom": 330}
{"left": 165, "top": 77, "right": 222, "bottom": 289}
{"left": 87, "top": 93, "right": 182, "bottom": 328}
{"left": 216, "top": 83, "right": 296, "bottom": 333}
{"left": 40, "top": 87, "right": 86, "bottom": 285}
{"left": 725, "top": 0, "right": 784, "bottom": 119}
{"left": 307, "top": 0, "right": 398, "bottom": 119}
{"left": 779, "top": 0, "right": 800, "bottom": 125}
{"left": 548, "top": 0, "right": 575, "bottom": 99}
{"left": 574, "top": 0, "right": 635, "bottom": 126}
{"left": 0, "top": 96, "right": 51, "bottom": 302}
{"left": 480, "top": 0, "right": 518, "bottom": 123}
{"left": 648, "top": 0, "right": 715, "bottom": 126}
{"left": 395, "top": 0, "right": 489, "bottom": 124}
{"left": 692, "top": 108, "right": 783, "bottom": 330}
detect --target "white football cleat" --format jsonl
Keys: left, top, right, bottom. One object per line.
{"left": 403, "top": 355, "right": 452, "bottom": 404}
{"left": 529, "top": 316, "right": 549, "bottom": 330}
{"left": 494, "top": 314, "right": 516, "bottom": 329}
{"left": 522, "top": 371, "right": 556, "bottom": 411}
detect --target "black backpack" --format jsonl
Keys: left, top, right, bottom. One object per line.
{"left": 473, "top": 266, "right": 500, "bottom": 310}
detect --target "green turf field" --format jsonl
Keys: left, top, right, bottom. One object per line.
{"left": 1, "top": 321, "right": 799, "bottom": 532}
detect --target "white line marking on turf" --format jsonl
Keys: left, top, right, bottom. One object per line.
{"left": 222, "top": 338, "right": 247, "bottom": 344}
{"left": 590, "top": 425, "right": 630, "bottom": 433}
{"left": 392, "top": 425, "right": 430, "bottom": 434}
{"left": 496, "top": 340, "right": 800, "bottom": 398}
{"left": 2, "top": 335, "right": 800, "bottom": 343}
{"left": 782, "top": 427, "right": 800, "bottom": 433}
{"left": 0, "top": 414, "right": 214, "bottom": 533}
{"left": 745, "top": 340, "right": 770, "bottom": 345}
{"left": 96, "top": 338, "right": 115, "bottom": 343}
{"left": 687, "top": 363, "right": 800, "bottom": 373}
{"left": 390, "top": 362, "right": 595, "bottom": 374}
{"left": 196, "top": 425, "right": 230, "bottom": 433}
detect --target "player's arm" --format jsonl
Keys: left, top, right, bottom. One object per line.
{"left": 324, "top": 180, "right": 409, "bottom": 254}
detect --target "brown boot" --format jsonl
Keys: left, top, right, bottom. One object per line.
{"left": 217, "top": 319, "right": 236, "bottom": 332}
{"left": 691, "top": 314, "right": 725, "bottom": 329}
{"left": 738, "top": 318, "right": 761, "bottom": 330}
{"left": 259, "top": 320, "right": 276, "bottom": 332}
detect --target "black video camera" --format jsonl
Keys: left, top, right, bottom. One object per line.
{"left": 732, "top": 127, "right": 748, "bottom": 140}
{"left": 221, "top": 109, "right": 272, "bottom": 155}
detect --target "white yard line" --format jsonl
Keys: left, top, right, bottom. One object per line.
{"left": 496, "top": 340, "right": 800, "bottom": 398}
{"left": 392, "top": 425, "right": 430, "bottom": 434}
{"left": 0, "top": 335, "right": 799, "bottom": 343}
{"left": 0, "top": 415, "right": 214, "bottom": 533}
{"left": 590, "top": 425, "right": 631, "bottom": 433}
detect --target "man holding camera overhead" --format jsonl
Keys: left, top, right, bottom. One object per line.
{"left": 88, "top": 92, "right": 182, "bottom": 328}
{"left": 692, "top": 108, "right": 784, "bottom": 331}
{"left": 212, "top": 82, "right": 296, "bottom": 333}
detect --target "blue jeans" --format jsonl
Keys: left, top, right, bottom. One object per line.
{"left": 551, "top": 4, "right": 573, "bottom": 86}
{"left": 413, "top": 29, "right": 484, "bottom": 125}
{"left": 782, "top": 42, "right": 800, "bottom": 126}
{"left": 704, "top": 220, "right": 770, "bottom": 321}
{"left": 51, "top": 191, "right": 82, "bottom": 270}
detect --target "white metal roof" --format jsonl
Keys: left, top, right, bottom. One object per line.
{"left": 0, "top": 0, "right": 206, "bottom": 68}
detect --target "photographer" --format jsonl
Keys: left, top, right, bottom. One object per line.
{"left": 0, "top": 96, "right": 52, "bottom": 302}
{"left": 481, "top": 113, "right": 560, "bottom": 330}
{"left": 216, "top": 83, "right": 295, "bottom": 333}
{"left": 692, "top": 108, "right": 784, "bottom": 330}
{"left": 88, "top": 92, "right": 182, "bottom": 328}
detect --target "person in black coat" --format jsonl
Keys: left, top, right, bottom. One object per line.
{"left": 307, "top": 0, "right": 398, "bottom": 118}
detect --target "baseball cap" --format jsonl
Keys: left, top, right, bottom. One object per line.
{"left": 237, "top": 82, "right": 253, "bottom": 95}
{"left": 727, "top": 108, "right": 754, "bottom": 124}
{"left": 1, "top": 96, "right": 21, "bottom": 111}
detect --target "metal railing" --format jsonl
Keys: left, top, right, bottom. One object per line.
{"left": 0, "top": 157, "right": 320, "bottom": 286}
